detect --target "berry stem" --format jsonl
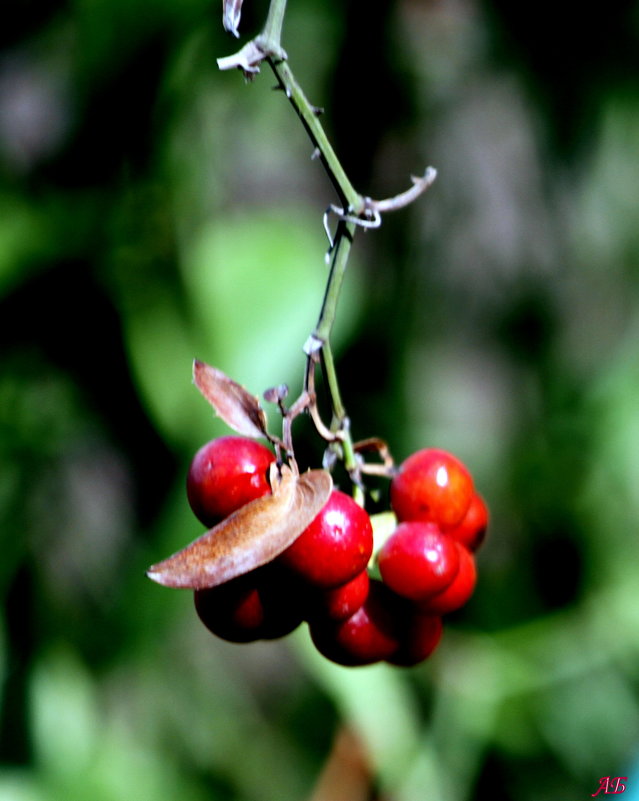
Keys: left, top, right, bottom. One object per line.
{"left": 219, "top": 0, "right": 430, "bottom": 490}
{"left": 311, "top": 218, "right": 358, "bottom": 475}
{"left": 258, "top": 6, "right": 362, "bottom": 478}
{"left": 267, "top": 58, "right": 362, "bottom": 212}
{"left": 258, "top": 0, "right": 287, "bottom": 55}
{"left": 313, "top": 220, "right": 357, "bottom": 345}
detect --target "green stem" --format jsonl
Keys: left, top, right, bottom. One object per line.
{"left": 260, "top": 0, "right": 287, "bottom": 54}
{"left": 259, "top": 0, "right": 363, "bottom": 484}
{"left": 313, "top": 220, "right": 361, "bottom": 481}
{"left": 320, "top": 344, "right": 345, "bottom": 421}
{"left": 313, "top": 220, "right": 356, "bottom": 343}
{"left": 320, "top": 342, "right": 359, "bottom": 481}
{"left": 267, "top": 59, "right": 361, "bottom": 212}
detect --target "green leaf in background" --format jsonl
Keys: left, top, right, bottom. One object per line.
{"left": 0, "top": 195, "right": 51, "bottom": 299}
{"left": 183, "top": 207, "right": 359, "bottom": 393}
{"left": 26, "top": 646, "right": 206, "bottom": 801}
{"left": 125, "top": 206, "right": 361, "bottom": 448}
{"left": 293, "top": 627, "right": 422, "bottom": 791}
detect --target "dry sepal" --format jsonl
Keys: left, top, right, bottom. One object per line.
{"left": 147, "top": 464, "right": 332, "bottom": 589}
{"left": 193, "top": 359, "right": 269, "bottom": 441}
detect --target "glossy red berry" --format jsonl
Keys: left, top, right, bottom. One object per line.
{"left": 278, "top": 490, "right": 373, "bottom": 589}
{"left": 186, "top": 436, "right": 275, "bottom": 527}
{"left": 306, "top": 570, "right": 370, "bottom": 622}
{"left": 418, "top": 542, "right": 477, "bottom": 616}
{"left": 447, "top": 493, "right": 488, "bottom": 552}
{"left": 194, "top": 567, "right": 302, "bottom": 643}
{"left": 388, "top": 612, "right": 443, "bottom": 667}
{"left": 378, "top": 521, "right": 460, "bottom": 601}
{"left": 309, "top": 581, "right": 400, "bottom": 666}
{"left": 390, "top": 448, "right": 474, "bottom": 529}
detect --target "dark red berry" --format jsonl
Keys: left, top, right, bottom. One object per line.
{"left": 278, "top": 490, "right": 373, "bottom": 589}
{"left": 378, "top": 521, "right": 460, "bottom": 601}
{"left": 388, "top": 612, "right": 443, "bottom": 667}
{"left": 390, "top": 448, "right": 474, "bottom": 529}
{"left": 418, "top": 542, "right": 477, "bottom": 615}
{"left": 194, "top": 567, "right": 302, "bottom": 642}
{"left": 307, "top": 570, "right": 370, "bottom": 622}
{"left": 447, "top": 493, "right": 488, "bottom": 552}
{"left": 309, "top": 581, "right": 400, "bottom": 666}
{"left": 186, "top": 436, "right": 275, "bottom": 527}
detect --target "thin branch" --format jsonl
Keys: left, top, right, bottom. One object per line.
{"left": 217, "top": 0, "right": 435, "bottom": 487}
{"left": 267, "top": 58, "right": 361, "bottom": 212}
{"left": 367, "top": 167, "right": 438, "bottom": 213}
{"left": 217, "top": 41, "right": 268, "bottom": 75}
{"left": 258, "top": 0, "right": 288, "bottom": 56}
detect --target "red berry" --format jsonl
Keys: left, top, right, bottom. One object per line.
{"left": 307, "top": 570, "right": 370, "bottom": 622}
{"left": 447, "top": 493, "right": 488, "bottom": 551}
{"left": 418, "top": 542, "right": 476, "bottom": 615}
{"left": 278, "top": 490, "right": 373, "bottom": 589}
{"left": 309, "top": 581, "right": 400, "bottom": 666}
{"left": 378, "top": 521, "right": 460, "bottom": 601}
{"left": 194, "top": 567, "right": 302, "bottom": 643}
{"left": 390, "top": 448, "right": 474, "bottom": 529}
{"left": 388, "top": 613, "right": 443, "bottom": 667}
{"left": 186, "top": 436, "right": 275, "bottom": 527}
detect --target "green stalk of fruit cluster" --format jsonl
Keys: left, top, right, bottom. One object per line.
{"left": 260, "top": 0, "right": 361, "bottom": 212}
{"left": 257, "top": 0, "right": 364, "bottom": 478}
{"left": 220, "top": 0, "right": 435, "bottom": 487}
{"left": 312, "top": 221, "right": 359, "bottom": 477}
{"left": 267, "top": 59, "right": 361, "bottom": 213}
{"left": 259, "top": 0, "right": 287, "bottom": 52}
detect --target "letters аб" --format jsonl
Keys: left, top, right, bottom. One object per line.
{"left": 592, "top": 777, "right": 628, "bottom": 796}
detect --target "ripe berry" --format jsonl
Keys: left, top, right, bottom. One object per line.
{"left": 447, "top": 493, "right": 489, "bottom": 552}
{"left": 306, "top": 570, "right": 370, "bottom": 622}
{"left": 378, "top": 521, "right": 460, "bottom": 601}
{"left": 388, "top": 612, "right": 443, "bottom": 667}
{"left": 278, "top": 490, "right": 373, "bottom": 589}
{"left": 309, "top": 581, "right": 400, "bottom": 666}
{"left": 194, "top": 567, "right": 302, "bottom": 642}
{"left": 390, "top": 448, "right": 474, "bottom": 529}
{"left": 418, "top": 542, "right": 476, "bottom": 616}
{"left": 186, "top": 436, "right": 275, "bottom": 527}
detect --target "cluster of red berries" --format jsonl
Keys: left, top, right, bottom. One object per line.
{"left": 186, "top": 436, "right": 488, "bottom": 667}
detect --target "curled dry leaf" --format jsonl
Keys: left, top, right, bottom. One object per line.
{"left": 222, "top": 0, "right": 243, "bottom": 37}
{"left": 193, "top": 359, "right": 268, "bottom": 440}
{"left": 146, "top": 465, "right": 333, "bottom": 589}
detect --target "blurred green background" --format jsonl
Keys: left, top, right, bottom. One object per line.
{"left": 2, "top": 0, "right": 639, "bottom": 799}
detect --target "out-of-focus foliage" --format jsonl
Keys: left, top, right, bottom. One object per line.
{"left": 2, "top": 0, "right": 639, "bottom": 800}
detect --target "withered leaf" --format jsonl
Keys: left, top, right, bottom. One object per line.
{"left": 146, "top": 465, "right": 332, "bottom": 589}
{"left": 193, "top": 359, "right": 268, "bottom": 440}
{"left": 222, "top": 0, "right": 243, "bottom": 37}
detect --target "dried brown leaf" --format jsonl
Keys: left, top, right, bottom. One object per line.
{"left": 146, "top": 465, "right": 332, "bottom": 589}
{"left": 193, "top": 359, "right": 268, "bottom": 439}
